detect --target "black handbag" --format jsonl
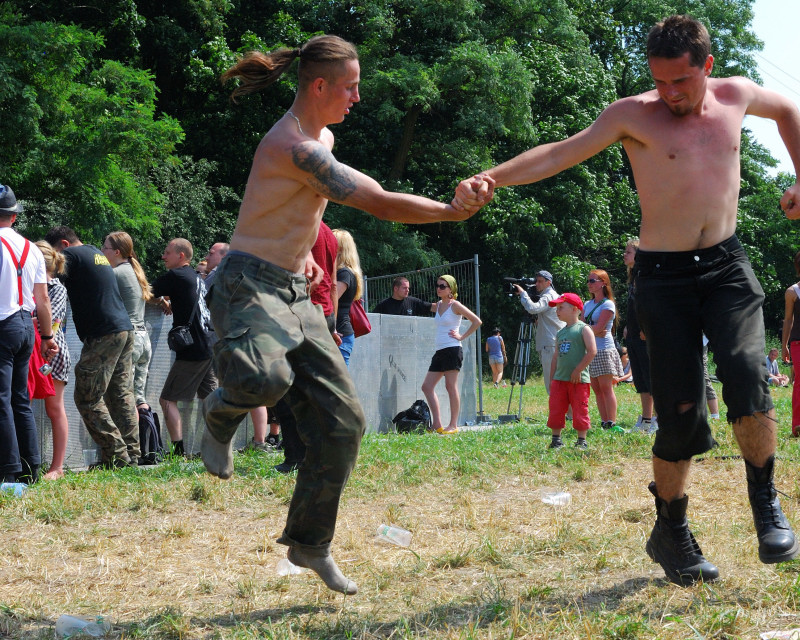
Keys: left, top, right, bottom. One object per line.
{"left": 167, "top": 324, "right": 194, "bottom": 352}
{"left": 167, "top": 289, "right": 200, "bottom": 352}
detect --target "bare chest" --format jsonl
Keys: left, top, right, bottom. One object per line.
{"left": 625, "top": 108, "right": 742, "bottom": 167}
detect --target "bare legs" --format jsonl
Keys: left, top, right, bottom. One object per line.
{"left": 43, "top": 380, "right": 68, "bottom": 480}
{"left": 590, "top": 374, "right": 617, "bottom": 423}
{"left": 653, "top": 409, "right": 776, "bottom": 501}
{"left": 640, "top": 391, "right": 654, "bottom": 420}
{"left": 490, "top": 361, "right": 504, "bottom": 386}
{"left": 421, "top": 369, "right": 461, "bottom": 433}
{"left": 160, "top": 398, "right": 182, "bottom": 445}
{"left": 250, "top": 406, "right": 268, "bottom": 444}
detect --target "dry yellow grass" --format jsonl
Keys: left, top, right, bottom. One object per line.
{"left": 1, "top": 382, "right": 800, "bottom": 639}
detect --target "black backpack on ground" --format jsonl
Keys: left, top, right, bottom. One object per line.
{"left": 138, "top": 406, "right": 165, "bottom": 465}
{"left": 392, "top": 399, "right": 432, "bottom": 434}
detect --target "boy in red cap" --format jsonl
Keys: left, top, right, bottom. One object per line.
{"left": 547, "top": 293, "right": 597, "bottom": 449}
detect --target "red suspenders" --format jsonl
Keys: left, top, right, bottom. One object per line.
{"left": 0, "top": 236, "right": 30, "bottom": 307}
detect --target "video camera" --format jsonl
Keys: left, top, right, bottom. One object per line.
{"left": 503, "top": 276, "right": 539, "bottom": 300}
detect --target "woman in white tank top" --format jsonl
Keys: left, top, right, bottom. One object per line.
{"left": 421, "top": 275, "right": 482, "bottom": 434}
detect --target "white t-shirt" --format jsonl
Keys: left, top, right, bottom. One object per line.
{"left": 0, "top": 226, "right": 46, "bottom": 320}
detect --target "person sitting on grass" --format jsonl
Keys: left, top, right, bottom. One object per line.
{"left": 766, "top": 348, "right": 790, "bottom": 387}
{"left": 614, "top": 346, "right": 633, "bottom": 385}
{"left": 547, "top": 293, "right": 597, "bottom": 450}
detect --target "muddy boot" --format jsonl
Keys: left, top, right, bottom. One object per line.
{"left": 645, "top": 482, "right": 719, "bottom": 586}
{"left": 746, "top": 456, "right": 799, "bottom": 563}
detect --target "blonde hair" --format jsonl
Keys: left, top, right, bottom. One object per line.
{"left": 105, "top": 231, "right": 153, "bottom": 301}
{"left": 35, "top": 240, "right": 66, "bottom": 277}
{"left": 332, "top": 229, "right": 363, "bottom": 300}
{"left": 626, "top": 236, "right": 640, "bottom": 283}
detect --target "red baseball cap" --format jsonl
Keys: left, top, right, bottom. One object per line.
{"left": 548, "top": 292, "right": 583, "bottom": 311}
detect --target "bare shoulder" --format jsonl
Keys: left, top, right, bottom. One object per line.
{"left": 709, "top": 76, "right": 759, "bottom": 103}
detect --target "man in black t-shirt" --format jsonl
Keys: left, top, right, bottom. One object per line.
{"left": 372, "top": 276, "right": 433, "bottom": 317}
{"left": 152, "top": 238, "right": 217, "bottom": 456}
{"left": 44, "top": 226, "right": 139, "bottom": 468}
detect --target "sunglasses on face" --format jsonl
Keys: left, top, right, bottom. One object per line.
{"left": 437, "top": 283, "right": 449, "bottom": 290}
{"left": 587, "top": 278, "right": 601, "bottom": 284}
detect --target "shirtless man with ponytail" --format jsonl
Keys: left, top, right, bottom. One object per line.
{"left": 201, "top": 35, "right": 492, "bottom": 595}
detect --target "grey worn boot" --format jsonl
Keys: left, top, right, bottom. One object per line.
{"left": 645, "top": 482, "right": 719, "bottom": 586}
{"left": 746, "top": 456, "right": 799, "bottom": 563}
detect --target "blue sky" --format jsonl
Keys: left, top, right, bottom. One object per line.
{"left": 744, "top": 0, "right": 800, "bottom": 175}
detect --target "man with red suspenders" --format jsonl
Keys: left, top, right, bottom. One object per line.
{"left": 0, "top": 185, "right": 57, "bottom": 484}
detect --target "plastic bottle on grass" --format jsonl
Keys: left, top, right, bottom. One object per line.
{"left": 541, "top": 490, "right": 572, "bottom": 506}
{"left": 376, "top": 524, "right": 412, "bottom": 547}
{"left": 0, "top": 482, "right": 27, "bottom": 497}
{"left": 55, "top": 614, "right": 111, "bottom": 637}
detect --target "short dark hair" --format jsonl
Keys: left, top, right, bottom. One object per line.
{"left": 647, "top": 15, "right": 711, "bottom": 68}
{"left": 392, "top": 276, "right": 409, "bottom": 289}
{"left": 44, "top": 226, "right": 80, "bottom": 246}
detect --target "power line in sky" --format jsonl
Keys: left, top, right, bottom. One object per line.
{"left": 755, "top": 52, "right": 800, "bottom": 101}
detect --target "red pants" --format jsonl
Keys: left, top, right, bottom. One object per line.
{"left": 547, "top": 379, "right": 591, "bottom": 430}
{"left": 791, "top": 341, "right": 800, "bottom": 428}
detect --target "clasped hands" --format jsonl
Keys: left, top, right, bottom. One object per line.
{"left": 451, "top": 173, "right": 495, "bottom": 217}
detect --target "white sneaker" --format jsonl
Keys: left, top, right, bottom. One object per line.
{"left": 648, "top": 416, "right": 658, "bottom": 433}
{"left": 633, "top": 415, "right": 644, "bottom": 431}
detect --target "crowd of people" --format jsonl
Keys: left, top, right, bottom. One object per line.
{"left": 4, "top": 13, "right": 800, "bottom": 597}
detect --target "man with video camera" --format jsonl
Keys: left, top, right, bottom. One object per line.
{"left": 512, "top": 270, "right": 564, "bottom": 394}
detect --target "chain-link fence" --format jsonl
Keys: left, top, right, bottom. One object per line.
{"left": 364, "top": 255, "right": 489, "bottom": 422}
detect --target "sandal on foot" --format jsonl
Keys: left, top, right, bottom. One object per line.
{"left": 435, "top": 426, "right": 459, "bottom": 435}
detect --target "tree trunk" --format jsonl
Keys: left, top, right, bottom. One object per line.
{"left": 388, "top": 105, "right": 423, "bottom": 182}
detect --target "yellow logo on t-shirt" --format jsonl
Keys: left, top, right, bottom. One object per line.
{"left": 95, "top": 254, "right": 110, "bottom": 266}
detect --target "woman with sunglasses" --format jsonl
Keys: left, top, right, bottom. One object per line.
{"left": 583, "top": 269, "right": 624, "bottom": 431}
{"left": 421, "top": 275, "right": 482, "bottom": 434}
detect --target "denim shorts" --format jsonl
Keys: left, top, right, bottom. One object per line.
{"left": 634, "top": 235, "right": 772, "bottom": 461}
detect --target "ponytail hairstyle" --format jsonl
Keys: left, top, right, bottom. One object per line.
{"left": 104, "top": 231, "right": 153, "bottom": 301}
{"left": 35, "top": 240, "right": 66, "bottom": 277}
{"left": 222, "top": 35, "right": 358, "bottom": 102}
{"left": 331, "top": 229, "right": 363, "bottom": 300}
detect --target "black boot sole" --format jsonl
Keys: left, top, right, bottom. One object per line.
{"left": 759, "top": 538, "right": 800, "bottom": 564}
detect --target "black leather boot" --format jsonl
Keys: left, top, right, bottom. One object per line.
{"left": 746, "top": 456, "right": 799, "bottom": 563}
{"left": 645, "top": 482, "right": 719, "bottom": 586}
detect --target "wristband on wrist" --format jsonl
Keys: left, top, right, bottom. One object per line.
{"left": 40, "top": 335, "right": 53, "bottom": 340}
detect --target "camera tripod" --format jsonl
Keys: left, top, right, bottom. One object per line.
{"left": 499, "top": 314, "right": 536, "bottom": 422}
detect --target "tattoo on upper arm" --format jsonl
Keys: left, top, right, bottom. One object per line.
{"left": 293, "top": 143, "right": 357, "bottom": 201}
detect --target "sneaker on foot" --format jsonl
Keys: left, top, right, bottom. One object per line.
{"left": 548, "top": 438, "right": 564, "bottom": 449}
{"left": 574, "top": 439, "right": 588, "bottom": 450}
{"left": 265, "top": 434, "right": 281, "bottom": 448}
{"left": 245, "top": 438, "right": 269, "bottom": 453}
{"left": 274, "top": 461, "right": 301, "bottom": 474}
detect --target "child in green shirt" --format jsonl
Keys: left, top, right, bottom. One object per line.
{"left": 547, "top": 293, "right": 597, "bottom": 449}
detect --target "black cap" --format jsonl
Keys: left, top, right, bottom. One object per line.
{"left": 0, "top": 185, "right": 23, "bottom": 214}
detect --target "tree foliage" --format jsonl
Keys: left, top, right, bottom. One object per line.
{"left": 1, "top": 0, "right": 795, "bottom": 338}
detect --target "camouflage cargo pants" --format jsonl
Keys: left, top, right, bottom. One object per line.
{"left": 204, "top": 253, "right": 365, "bottom": 555}
{"left": 74, "top": 330, "right": 140, "bottom": 463}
